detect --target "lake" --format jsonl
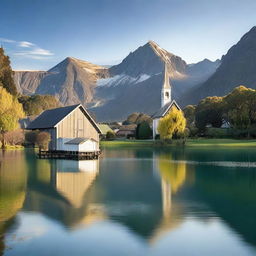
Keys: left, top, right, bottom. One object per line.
{"left": 1, "top": 146, "right": 256, "bottom": 256}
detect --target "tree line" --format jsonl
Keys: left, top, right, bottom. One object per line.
{"left": 184, "top": 85, "right": 256, "bottom": 138}
{"left": 0, "top": 47, "right": 59, "bottom": 148}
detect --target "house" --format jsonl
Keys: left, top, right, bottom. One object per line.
{"left": 116, "top": 124, "right": 137, "bottom": 138}
{"left": 152, "top": 64, "right": 181, "bottom": 139}
{"left": 27, "top": 104, "right": 102, "bottom": 154}
{"left": 98, "top": 124, "right": 114, "bottom": 138}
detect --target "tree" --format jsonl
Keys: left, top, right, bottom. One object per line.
{"left": 25, "top": 130, "right": 38, "bottom": 146}
{"left": 195, "top": 96, "right": 223, "bottom": 131}
{"left": 136, "top": 121, "right": 152, "bottom": 139}
{"left": 157, "top": 107, "right": 186, "bottom": 139}
{"left": 0, "top": 87, "right": 24, "bottom": 148}
{"left": 18, "top": 94, "right": 60, "bottom": 116}
{"left": 183, "top": 105, "right": 196, "bottom": 127}
{"left": 0, "top": 47, "right": 17, "bottom": 95}
{"left": 223, "top": 86, "right": 256, "bottom": 130}
{"left": 36, "top": 132, "right": 51, "bottom": 151}
{"left": 123, "top": 112, "right": 152, "bottom": 125}
{"left": 106, "top": 130, "right": 116, "bottom": 140}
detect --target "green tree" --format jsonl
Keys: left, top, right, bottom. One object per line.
{"left": 157, "top": 107, "right": 186, "bottom": 139}
{"left": 123, "top": 112, "right": 152, "bottom": 125}
{"left": 106, "top": 130, "right": 116, "bottom": 140}
{"left": 183, "top": 105, "right": 196, "bottom": 127}
{"left": 136, "top": 121, "right": 152, "bottom": 139}
{"left": 25, "top": 130, "right": 38, "bottom": 147}
{"left": 223, "top": 86, "right": 256, "bottom": 130}
{"left": 0, "top": 47, "right": 17, "bottom": 95}
{"left": 0, "top": 87, "right": 24, "bottom": 148}
{"left": 195, "top": 96, "right": 223, "bottom": 131}
{"left": 18, "top": 94, "right": 60, "bottom": 116}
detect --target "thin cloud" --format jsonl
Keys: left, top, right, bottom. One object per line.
{"left": 19, "top": 41, "right": 35, "bottom": 48}
{"left": 0, "top": 37, "right": 54, "bottom": 59}
{"left": 0, "top": 37, "right": 16, "bottom": 43}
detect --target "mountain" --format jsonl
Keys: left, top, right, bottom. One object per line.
{"left": 14, "top": 57, "right": 109, "bottom": 105}
{"left": 182, "top": 26, "right": 256, "bottom": 106}
{"left": 90, "top": 41, "right": 219, "bottom": 121}
{"left": 14, "top": 41, "right": 219, "bottom": 121}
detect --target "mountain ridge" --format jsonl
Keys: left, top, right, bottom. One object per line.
{"left": 13, "top": 40, "right": 220, "bottom": 121}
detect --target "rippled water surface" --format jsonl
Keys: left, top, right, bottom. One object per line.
{"left": 1, "top": 146, "right": 256, "bottom": 256}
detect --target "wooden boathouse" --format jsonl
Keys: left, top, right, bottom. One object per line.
{"left": 27, "top": 104, "right": 102, "bottom": 160}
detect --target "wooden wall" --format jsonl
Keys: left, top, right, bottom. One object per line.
{"left": 56, "top": 106, "right": 99, "bottom": 142}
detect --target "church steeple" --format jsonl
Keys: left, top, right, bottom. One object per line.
{"left": 161, "top": 63, "right": 171, "bottom": 107}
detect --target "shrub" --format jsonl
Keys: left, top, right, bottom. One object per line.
{"left": 106, "top": 130, "right": 116, "bottom": 140}
{"left": 36, "top": 132, "right": 51, "bottom": 150}
{"left": 136, "top": 121, "right": 152, "bottom": 139}
{"left": 205, "top": 128, "right": 229, "bottom": 138}
{"left": 4, "top": 129, "right": 25, "bottom": 145}
{"left": 25, "top": 130, "right": 38, "bottom": 146}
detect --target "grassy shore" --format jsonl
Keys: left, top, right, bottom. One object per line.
{"left": 100, "top": 138, "right": 256, "bottom": 148}
{"left": 0, "top": 145, "right": 24, "bottom": 150}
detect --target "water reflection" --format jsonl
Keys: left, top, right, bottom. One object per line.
{"left": 0, "top": 147, "right": 256, "bottom": 255}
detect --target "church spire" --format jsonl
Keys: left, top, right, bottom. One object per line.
{"left": 163, "top": 63, "right": 171, "bottom": 89}
{"left": 161, "top": 62, "right": 172, "bottom": 107}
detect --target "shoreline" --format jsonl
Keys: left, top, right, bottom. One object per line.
{"left": 100, "top": 138, "right": 256, "bottom": 148}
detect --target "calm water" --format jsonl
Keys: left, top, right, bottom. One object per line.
{"left": 1, "top": 146, "right": 256, "bottom": 256}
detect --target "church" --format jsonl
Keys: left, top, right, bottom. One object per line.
{"left": 152, "top": 64, "right": 181, "bottom": 139}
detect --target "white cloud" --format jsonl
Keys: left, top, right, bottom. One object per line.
{"left": 0, "top": 37, "right": 15, "bottom": 43}
{"left": 0, "top": 37, "right": 54, "bottom": 59}
{"left": 19, "top": 41, "right": 35, "bottom": 48}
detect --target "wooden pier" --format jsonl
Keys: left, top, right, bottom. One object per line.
{"left": 38, "top": 150, "right": 101, "bottom": 160}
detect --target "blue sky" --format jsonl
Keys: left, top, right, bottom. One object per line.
{"left": 1, "top": 0, "right": 256, "bottom": 70}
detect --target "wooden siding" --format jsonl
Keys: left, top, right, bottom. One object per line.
{"left": 56, "top": 106, "right": 99, "bottom": 142}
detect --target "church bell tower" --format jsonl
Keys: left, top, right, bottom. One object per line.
{"left": 161, "top": 63, "right": 171, "bottom": 107}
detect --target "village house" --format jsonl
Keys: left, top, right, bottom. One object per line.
{"left": 27, "top": 104, "right": 102, "bottom": 157}
{"left": 152, "top": 64, "right": 181, "bottom": 139}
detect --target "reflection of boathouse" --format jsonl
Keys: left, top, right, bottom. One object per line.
{"left": 53, "top": 160, "right": 99, "bottom": 208}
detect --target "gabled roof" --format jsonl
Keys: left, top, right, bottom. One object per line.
{"left": 65, "top": 137, "right": 98, "bottom": 145}
{"left": 27, "top": 104, "right": 101, "bottom": 134}
{"left": 152, "top": 100, "right": 181, "bottom": 119}
{"left": 98, "top": 124, "right": 113, "bottom": 135}
{"left": 27, "top": 104, "right": 80, "bottom": 129}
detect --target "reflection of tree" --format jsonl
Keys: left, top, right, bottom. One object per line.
{"left": 0, "top": 151, "right": 27, "bottom": 256}
{"left": 150, "top": 153, "right": 187, "bottom": 243}
{"left": 0, "top": 155, "right": 27, "bottom": 222}
{"left": 158, "top": 155, "right": 186, "bottom": 193}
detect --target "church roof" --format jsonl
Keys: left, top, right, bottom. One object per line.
{"left": 152, "top": 100, "right": 181, "bottom": 118}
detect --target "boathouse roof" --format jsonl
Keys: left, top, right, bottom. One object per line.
{"left": 65, "top": 137, "right": 98, "bottom": 144}
{"left": 27, "top": 104, "right": 101, "bottom": 133}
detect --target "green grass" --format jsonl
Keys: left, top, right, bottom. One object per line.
{"left": 100, "top": 138, "right": 256, "bottom": 148}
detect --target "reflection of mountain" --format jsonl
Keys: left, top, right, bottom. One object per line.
{"left": 2, "top": 148, "right": 256, "bottom": 254}
{"left": 191, "top": 166, "right": 256, "bottom": 247}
